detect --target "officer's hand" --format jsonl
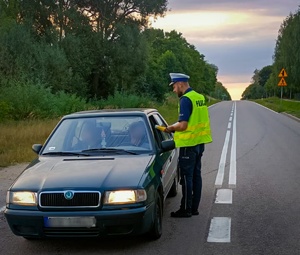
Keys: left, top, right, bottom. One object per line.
{"left": 165, "top": 126, "right": 172, "bottom": 133}
{"left": 155, "top": 125, "right": 173, "bottom": 133}
{"left": 155, "top": 125, "right": 166, "bottom": 132}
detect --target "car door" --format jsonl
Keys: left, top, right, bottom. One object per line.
{"left": 149, "top": 114, "right": 178, "bottom": 197}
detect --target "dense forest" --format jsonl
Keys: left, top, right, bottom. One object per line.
{"left": 0, "top": 0, "right": 230, "bottom": 120}
{"left": 242, "top": 7, "right": 300, "bottom": 100}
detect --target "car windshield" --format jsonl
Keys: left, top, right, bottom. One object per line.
{"left": 42, "top": 115, "right": 153, "bottom": 155}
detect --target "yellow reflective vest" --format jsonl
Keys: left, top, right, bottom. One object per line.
{"left": 174, "top": 90, "right": 212, "bottom": 148}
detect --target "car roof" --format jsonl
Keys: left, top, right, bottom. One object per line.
{"left": 63, "top": 108, "right": 158, "bottom": 119}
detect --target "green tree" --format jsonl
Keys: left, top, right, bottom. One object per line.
{"left": 211, "top": 81, "right": 231, "bottom": 101}
{"left": 141, "top": 29, "right": 217, "bottom": 99}
{"left": 241, "top": 83, "right": 265, "bottom": 100}
{"left": 109, "top": 22, "right": 148, "bottom": 93}
{"left": 241, "top": 66, "right": 274, "bottom": 99}
{"left": 72, "top": 0, "right": 168, "bottom": 98}
{"left": 0, "top": 0, "right": 219, "bottom": 104}
{"left": 258, "top": 65, "right": 273, "bottom": 87}
{"left": 273, "top": 8, "right": 300, "bottom": 98}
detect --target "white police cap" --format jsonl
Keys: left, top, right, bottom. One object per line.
{"left": 169, "top": 73, "right": 190, "bottom": 86}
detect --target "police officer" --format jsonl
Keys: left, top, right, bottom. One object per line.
{"left": 164, "top": 73, "right": 212, "bottom": 217}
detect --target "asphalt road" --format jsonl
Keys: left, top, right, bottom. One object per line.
{"left": 1, "top": 100, "right": 300, "bottom": 255}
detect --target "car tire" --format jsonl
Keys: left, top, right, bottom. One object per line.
{"left": 148, "top": 193, "right": 162, "bottom": 240}
{"left": 168, "top": 177, "right": 178, "bottom": 197}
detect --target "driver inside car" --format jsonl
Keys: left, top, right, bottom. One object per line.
{"left": 74, "top": 123, "right": 104, "bottom": 150}
{"left": 128, "top": 121, "right": 150, "bottom": 149}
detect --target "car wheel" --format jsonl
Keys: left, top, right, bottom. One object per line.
{"left": 148, "top": 193, "right": 162, "bottom": 240}
{"left": 168, "top": 177, "right": 178, "bottom": 197}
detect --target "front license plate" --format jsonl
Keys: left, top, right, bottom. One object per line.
{"left": 44, "top": 217, "right": 96, "bottom": 228}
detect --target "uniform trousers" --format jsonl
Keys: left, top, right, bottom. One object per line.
{"left": 179, "top": 143, "right": 205, "bottom": 213}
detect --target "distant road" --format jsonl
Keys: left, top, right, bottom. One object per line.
{"left": 1, "top": 101, "right": 300, "bottom": 255}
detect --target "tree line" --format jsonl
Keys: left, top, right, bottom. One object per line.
{"left": 242, "top": 7, "right": 300, "bottom": 100}
{"left": 0, "top": 0, "right": 230, "bottom": 118}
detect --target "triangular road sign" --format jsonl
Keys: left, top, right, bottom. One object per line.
{"left": 278, "top": 77, "right": 287, "bottom": 86}
{"left": 278, "top": 68, "right": 288, "bottom": 78}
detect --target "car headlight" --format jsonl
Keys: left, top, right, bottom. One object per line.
{"left": 104, "top": 190, "right": 147, "bottom": 205}
{"left": 7, "top": 191, "right": 37, "bottom": 206}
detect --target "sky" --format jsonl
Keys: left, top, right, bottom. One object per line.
{"left": 151, "top": 0, "right": 299, "bottom": 100}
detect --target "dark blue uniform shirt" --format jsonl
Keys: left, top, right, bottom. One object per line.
{"left": 178, "top": 87, "right": 193, "bottom": 122}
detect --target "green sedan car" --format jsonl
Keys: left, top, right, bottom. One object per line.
{"left": 5, "top": 109, "right": 179, "bottom": 240}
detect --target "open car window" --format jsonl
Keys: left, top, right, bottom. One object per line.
{"left": 42, "top": 116, "right": 153, "bottom": 155}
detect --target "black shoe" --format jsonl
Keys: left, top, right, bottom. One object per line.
{"left": 192, "top": 211, "right": 199, "bottom": 216}
{"left": 170, "top": 209, "right": 192, "bottom": 218}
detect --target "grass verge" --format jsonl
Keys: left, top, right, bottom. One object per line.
{"left": 0, "top": 96, "right": 220, "bottom": 167}
{"left": 253, "top": 97, "right": 300, "bottom": 119}
{"left": 0, "top": 119, "right": 59, "bottom": 167}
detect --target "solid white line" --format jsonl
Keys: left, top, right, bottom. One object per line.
{"left": 229, "top": 102, "right": 237, "bottom": 188}
{"left": 207, "top": 217, "right": 231, "bottom": 243}
{"left": 253, "top": 102, "right": 278, "bottom": 114}
{"left": 215, "top": 189, "right": 233, "bottom": 204}
{"left": 215, "top": 130, "right": 231, "bottom": 187}
{"left": 0, "top": 206, "right": 6, "bottom": 213}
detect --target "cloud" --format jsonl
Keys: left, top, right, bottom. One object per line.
{"left": 167, "top": 0, "right": 299, "bottom": 16}
{"left": 153, "top": 9, "right": 283, "bottom": 43}
{"left": 152, "top": 9, "right": 278, "bottom": 76}
{"left": 200, "top": 42, "right": 274, "bottom": 76}
{"left": 152, "top": 0, "right": 298, "bottom": 99}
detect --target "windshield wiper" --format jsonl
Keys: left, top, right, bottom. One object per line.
{"left": 81, "top": 148, "right": 138, "bottom": 155}
{"left": 42, "top": 151, "right": 90, "bottom": 156}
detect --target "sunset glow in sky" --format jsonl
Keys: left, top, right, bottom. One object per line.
{"left": 151, "top": 0, "right": 299, "bottom": 100}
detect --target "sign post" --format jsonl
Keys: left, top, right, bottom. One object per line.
{"left": 278, "top": 68, "right": 288, "bottom": 105}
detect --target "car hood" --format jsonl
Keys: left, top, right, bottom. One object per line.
{"left": 11, "top": 155, "right": 154, "bottom": 191}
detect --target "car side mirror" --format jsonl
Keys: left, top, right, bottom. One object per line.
{"left": 161, "top": 140, "right": 175, "bottom": 152}
{"left": 32, "top": 144, "right": 43, "bottom": 154}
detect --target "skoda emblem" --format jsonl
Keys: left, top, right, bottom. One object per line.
{"left": 64, "top": 191, "right": 74, "bottom": 200}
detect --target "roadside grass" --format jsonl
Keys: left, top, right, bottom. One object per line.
{"left": 0, "top": 95, "right": 220, "bottom": 167}
{"left": 0, "top": 119, "right": 59, "bottom": 167}
{"left": 253, "top": 97, "right": 300, "bottom": 118}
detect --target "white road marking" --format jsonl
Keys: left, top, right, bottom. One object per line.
{"left": 215, "top": 130, "right": 231, "bottom": 187}
{"left": 215, "top": 189, "right": 233, "bottom": 204}
{"left": 0, "top": 206, "right": 6, "bottom": 213}
{"left": 211, "top": 102, "right": 237, "bottom": 245}
{"left": 229, "top": 102, "right": 237, "bottom": 188}
{"left": 254, "top": 102, "right": 278, "bottom": 114}
{"left": 207, "top": 217, "right": 231, "bottom": 243}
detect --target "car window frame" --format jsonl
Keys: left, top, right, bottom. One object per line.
{"left": 41, "top": 114, "right": 156, "bottom": 155}
{"left": 148, "top": 113, "right": 173, "bottom": 150}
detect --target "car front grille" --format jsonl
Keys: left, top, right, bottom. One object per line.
{"left": 39, "top": 191, "right": 101, "bottom": 208}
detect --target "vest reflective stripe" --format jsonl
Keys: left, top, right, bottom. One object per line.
{"left": 175, "top": 130, "right": 212, "bottom": 140}
{"left": 184, "top": 122, "right": 209, "bottom": 131}
{"left": 174, "top": 90, "right": 212, "bottom": 148}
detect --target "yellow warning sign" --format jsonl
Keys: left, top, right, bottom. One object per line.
{"left": 278, "top": 77, "right": 287, "bottom": 86}
{"left": 278, "top": 68, "right": 288, "bottom": 78}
